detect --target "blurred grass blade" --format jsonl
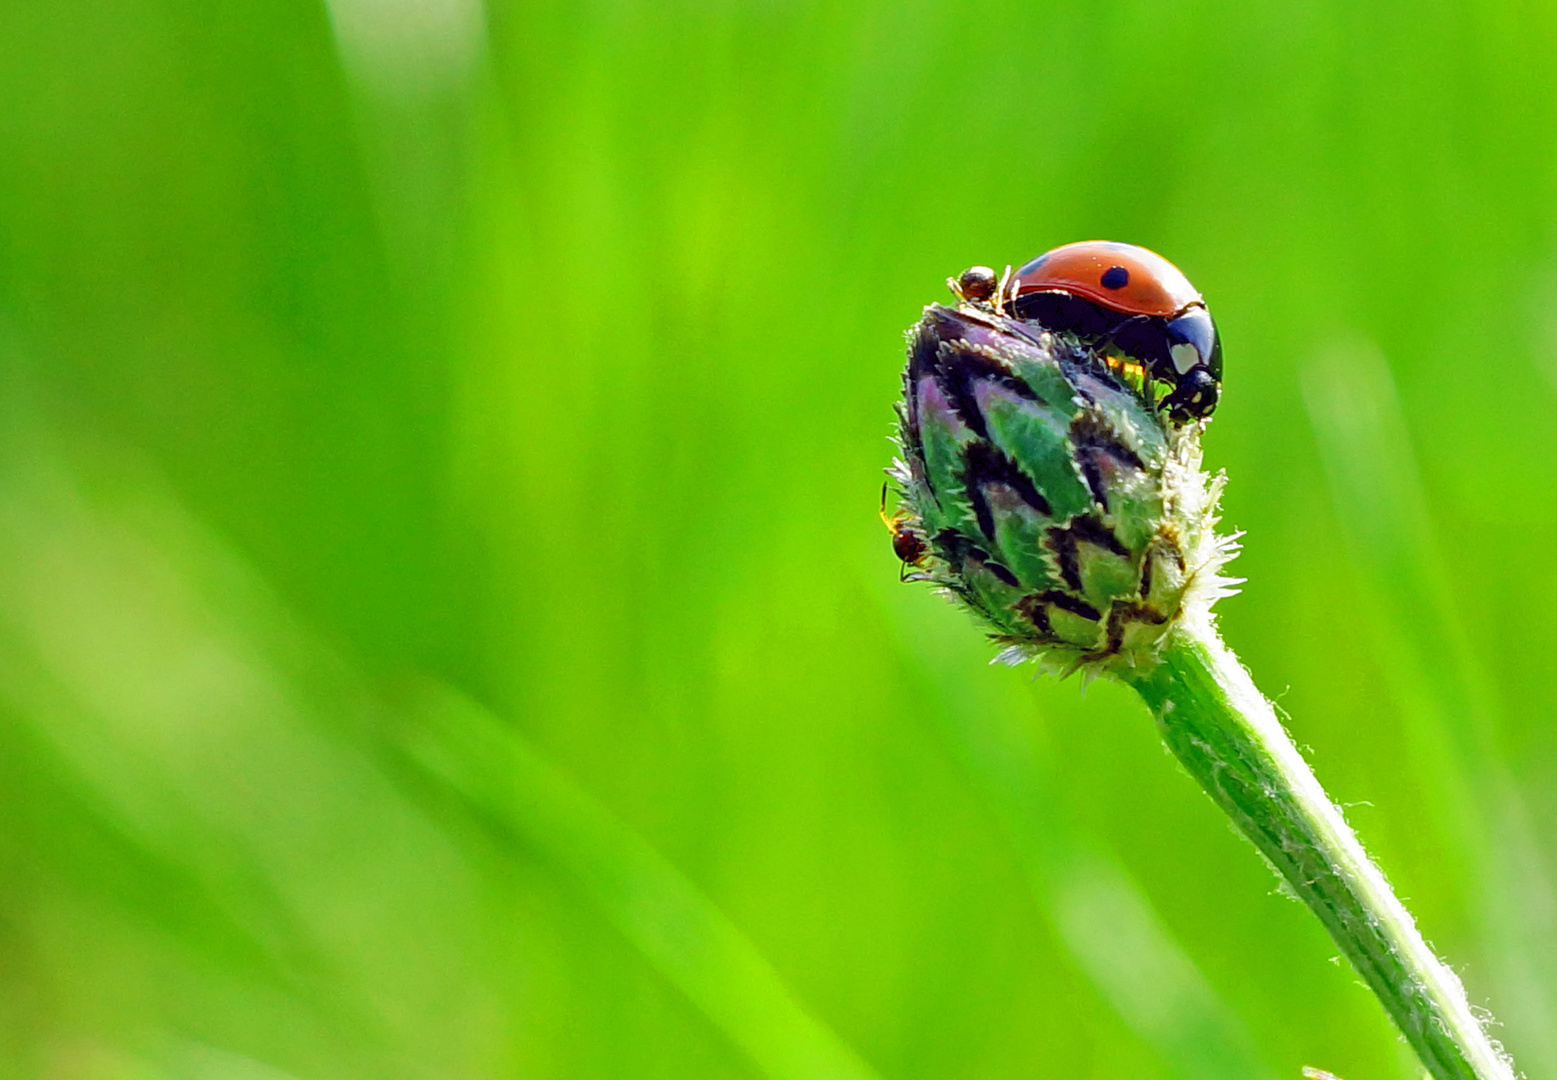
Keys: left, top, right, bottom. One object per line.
{"left": 0, "top": 401, "right": 482, "bottom": 1075}
{"left": 1048, "top": 860, "right": 1276, "bottom": 1080}
{"left": 1303, "top": 342, "right": 1557, "bottom": 1072}
{"left": 325, "top": 0, "right": 486, "bottom": 103}
{"left": 0, "top": 394, "right": 881, "bottom": 1079}
{"left": 1303, "top": 342, "right": 1485, "bottom": 876}
{"left": 879, "top": 585, "right": 1278, "bottom": 1080}
{"left": 400, "top": 688, "right": 885, "bottom": 1080}
{"left": 1302, "top": 341, "right": 1502, "bottom": 743}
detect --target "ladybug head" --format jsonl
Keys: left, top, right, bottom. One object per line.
{"left": 1165, "top": 305, "right": 1222, "bottom": 384}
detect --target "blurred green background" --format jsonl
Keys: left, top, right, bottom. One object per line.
{"left": 0, "top": 0, "right": 1555, "bottom": 1077}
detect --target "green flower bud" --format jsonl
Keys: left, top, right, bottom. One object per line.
{"left": 887, "top": 293, "right": 1239, "bottom": 676}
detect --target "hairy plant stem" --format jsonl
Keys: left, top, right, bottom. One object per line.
{"left": 1120, "top": 624, "right": 1514, "bottom": 1080}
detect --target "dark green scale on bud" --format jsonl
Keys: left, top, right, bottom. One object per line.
{"left": 889, "top": 301, "right": 1237, "bottom": 675}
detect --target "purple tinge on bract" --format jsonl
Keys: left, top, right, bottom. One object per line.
{"left": 888, "top": 299, "right": 1236, "bottom": 673}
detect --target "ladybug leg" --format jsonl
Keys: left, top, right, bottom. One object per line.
{"left": 1095, "top": 314, "right": 1160, "bottom": 399}
{"left": 1103, "top": 314, "right": 1194, "bottom": 409}
{"left": 1096, "top": 313, "right": 1152, "bottom": 353}
{"left": 1160, "top": 367, "right": 1220, "bottom": 421}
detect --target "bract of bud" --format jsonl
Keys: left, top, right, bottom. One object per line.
{"left": 888, "top": 301, "right": 1238, "bottom": 676}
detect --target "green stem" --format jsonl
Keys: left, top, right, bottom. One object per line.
{"left": 1120, "top": 624, "right": 1514, "bottom": 1080}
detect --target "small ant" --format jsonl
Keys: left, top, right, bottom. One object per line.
{"left": 880, "top": 483, "right": 929, "bottom": 581}
{"left": 946, "top": 265, "right": 1013, "bottom": 314}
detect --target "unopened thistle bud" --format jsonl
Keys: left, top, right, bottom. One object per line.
{"left": 886, "top": 254, "right": 1238, "bottom": 676}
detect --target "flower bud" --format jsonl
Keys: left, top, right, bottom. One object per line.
{"left": 887, "top": 298, "right": 1237, "bottom": 674}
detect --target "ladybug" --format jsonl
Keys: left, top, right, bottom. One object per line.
{"left": 1002, "top": 241, "right": 1222, "bottom": 421}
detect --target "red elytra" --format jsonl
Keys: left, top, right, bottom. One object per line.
{"left": 1009, "top": 241, "right": 1202, "bottom": 319}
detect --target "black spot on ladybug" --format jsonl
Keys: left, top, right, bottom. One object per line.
{"left": 1101, "top": 265, "right": 1129, "bottom": 290}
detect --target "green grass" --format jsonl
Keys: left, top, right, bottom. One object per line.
{"left": 1, "top": 0, "right": 1556, "bottom": 1077}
